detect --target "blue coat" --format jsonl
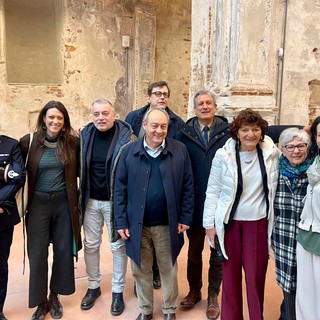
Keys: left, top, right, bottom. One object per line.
{"left": 79, "top": 120, "right": 134, "bottom": 240}
{"left": 125, "top": 104, "right": 185, "bottom": 138}
{"left": 113, "top": 138, "right": 194, "bottom": 267}
{"left": 175, "top": 116, "right": 230, "bottom": 227}
{"left": 0, "top": 135, "right": 25, "bottom": 232}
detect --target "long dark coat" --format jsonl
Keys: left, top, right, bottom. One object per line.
{"left": 113, "top": 138, "right": 194, "bottom": 267}
{"left": 175, "top": 116, "right": 230, "bottom": 227}
{"left": 20, "top": 133, "right": 82, "bottom": 257}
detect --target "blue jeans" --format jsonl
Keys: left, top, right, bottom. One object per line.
{"left": 83, "top": 199, "right": 127, "bottom": 293}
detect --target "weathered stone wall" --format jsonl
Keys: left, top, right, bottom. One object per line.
{"left": 0, "top": 0, "right": 191, "bottom": 139}
{"left": 189, "top": 0, "right": 320, "bottom": 125}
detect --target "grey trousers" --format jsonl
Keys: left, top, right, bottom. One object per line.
{"left": 83, "top": 199, "right": 127, "bottom": 293}
{"left": 131, "top": 225, "right": 178, "bottom": 315}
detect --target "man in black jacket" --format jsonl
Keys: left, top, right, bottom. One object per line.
{"left": 0, "top": 135, "right": 25, "bottom": 320}
{"left": 175, "top": 90, "right": 228, "bottom": 320}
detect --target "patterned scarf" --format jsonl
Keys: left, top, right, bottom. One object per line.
{"left": 279, "top": 155, "right": 313, "bottom": 189}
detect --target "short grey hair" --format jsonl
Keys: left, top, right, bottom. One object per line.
{"left": 278, "top": 127, "right": 311, "bottom": 149}
{"left": 91, "top": 98, "right": 114, "bottom": 112}
{"left": 143, "top": 107, "right": 169, "bottom": 123}
{"left": 193, "top": 90, "right": 217, "bottom": 107}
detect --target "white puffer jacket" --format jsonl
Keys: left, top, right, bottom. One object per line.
{"left": 203, "top": 136, "right": 279, "bottom": 260}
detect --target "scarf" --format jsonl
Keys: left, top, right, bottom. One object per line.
{"left": 279, "top": 155, "right": 312, "bottom": 189}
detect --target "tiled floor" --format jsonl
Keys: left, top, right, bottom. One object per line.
{"left": 5, "top": 223, "right": 282, "bottom": 320}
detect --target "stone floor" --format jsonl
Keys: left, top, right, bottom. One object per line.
{"left": 5, "top": 223, "right": 282, "bottom": 320}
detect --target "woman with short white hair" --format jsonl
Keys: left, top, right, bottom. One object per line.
{"left": 272, "top": 127, "right": 312, "bottom": 320}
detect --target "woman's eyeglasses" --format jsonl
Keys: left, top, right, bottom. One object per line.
{"left": 283, "top": 143, "right": 308, "bottom": 152}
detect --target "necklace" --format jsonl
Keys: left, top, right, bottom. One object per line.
{"left": 240, "top": 150, "right": 257, "bottom": 165}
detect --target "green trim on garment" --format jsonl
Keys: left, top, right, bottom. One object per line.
{"left": 297, "top": 228, "right": 320, "bottom": 256}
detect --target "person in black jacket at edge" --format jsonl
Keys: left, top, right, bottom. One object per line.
{"left": 0, "top": 135, "right": 26, "bottom": 320}
{"left": 125, "top": 81, "right": 185, "bottom": 290}
{"left": 175, "top": 89, "right": 300, "bottom": 320}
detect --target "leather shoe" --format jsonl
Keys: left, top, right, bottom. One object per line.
{"left": 49, "top": 292, "right": 63, "bottom": 319}
{"left": 206, "top": 294, "right": 220, "bottom": 320}
{"left": 135, "top": 313, "right": 153, "bottom": 320}
{"left": 0, "top": 311, "right": 8, "bottom": 320}
{"left": 180, "top": 290, "right": 201, "bottom": 308}
{"left": 31, "top": 300, "right": 50, "bottom": 320}
{"left": 111, "top": 292, "right": 125, "bottom": 316}
{"left": 80, "top": 287, "right": 101, "bottom": 310}
{"left": 164, "top": 313, "right": 176, "bottom": 320}
{"left": 153, "top": 274, "right": 161, "bottom": 289}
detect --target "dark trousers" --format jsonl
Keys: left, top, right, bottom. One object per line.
{"left": 279, "top": 290, "right": 296, "bottom": 320}
{"left": 27, "top": 190, "right": 75, "bottom": 308}
{"left": 0, "top": 227, "right": 14, "bottom": 312}
{"left": 186, "top": 226, "right": 222, "bottom": 297}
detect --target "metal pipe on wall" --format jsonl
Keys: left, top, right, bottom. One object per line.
{"left": 275, "top": 0, "right": 288, "bottom": 125}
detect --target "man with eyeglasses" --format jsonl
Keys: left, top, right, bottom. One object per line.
{"left": 125, "top": 81, "right": 185, "bottom": 291}
{"left": 125, "top": 81, "right": 185, "bottom": 139}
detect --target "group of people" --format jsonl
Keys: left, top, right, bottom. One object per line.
{"left": 0, "top": 80, "right": 320, "bottom": 320}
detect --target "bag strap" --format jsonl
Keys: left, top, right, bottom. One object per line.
{"left": 22, "top": 132, "right": 33, "bottom": 274}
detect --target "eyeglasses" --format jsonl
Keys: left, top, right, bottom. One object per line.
{"left": 151, "top": 91, "right": 169, "bottom": 98}
{"left": 283, "top": 143, "right": 308, "bottom": 152}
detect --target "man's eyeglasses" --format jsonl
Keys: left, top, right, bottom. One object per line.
{"left": 151, "top": 91, "right": 169, "bottom": 98}
{"left": 283, "top": 143, "right": 308, "bottom": 152}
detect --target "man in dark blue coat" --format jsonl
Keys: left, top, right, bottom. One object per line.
{"left": 0, "top": 135, "right": 25, "bottom": 320}
{"left": 175, "top": 90, "right": 229, "bottom": 320}
{"left": 125, "top": 80, "right": 185, "bottom": 290}
{"left": 114, "top": 107, "right": 194, "bottom": 320}
{"left": 79, "top": 99, "right": 135, "bottom": 316}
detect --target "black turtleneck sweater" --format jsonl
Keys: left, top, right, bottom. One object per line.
{"left": 90, "top": 125, "right": 116, "bottom": 200}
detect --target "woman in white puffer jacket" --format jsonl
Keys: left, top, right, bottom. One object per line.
{"left": 203, "top": 108, "right": 279, "bottom": 320}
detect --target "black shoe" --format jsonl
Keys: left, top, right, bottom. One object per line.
{"left": 31, "top": 300, "right": 50, "bottom": 320}
{"left": 153, "top": 274, "right": 161, "bottom": 289}
{"left": 49, "top": 292, "right": 63, "bottom": 319}
{"left": 0, "top": 311, "right": 8, "bottom": 320}
{"left": 111, "top": 292, "right": 125, "bottom": 316}
{"left": 80, "top": 287, "right": 101, "bottom": 310}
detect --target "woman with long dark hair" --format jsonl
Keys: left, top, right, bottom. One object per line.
{"left": 20, "top": 101, "right": 81, "bottom": 320}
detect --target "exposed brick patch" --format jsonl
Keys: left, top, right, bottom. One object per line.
{"left": 231, "top": 87, "right": 273, "bottom": 96}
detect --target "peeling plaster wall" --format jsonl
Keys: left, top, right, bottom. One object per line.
{"left": 153, "top": 0, "right": 191, "bottom": 120}
{"left": 280, "top": 0, "right": 320, "bottom": 125}
{"left": 190, "top": 0, "right": 320, "bottom": 125}
{"left": 0, "top": 0, "right": 192, "bottom": 139}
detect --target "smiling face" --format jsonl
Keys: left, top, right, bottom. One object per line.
{"left": 194, "top": 94, "right": 217, "bottom": 126}
{"left": 142, "top": 109, "right": 168, "bottom": 149}
{"left": 92, "top": 102, "right": 116, "bottom": 132}
{"left": 282, "top": 137, "right": 309, "bottom": 166}
{"left": 43, "top": 107, "right": 65, "bottom": 138}
{"left": 237, "top": 124, "right": 262, "bottom": 151}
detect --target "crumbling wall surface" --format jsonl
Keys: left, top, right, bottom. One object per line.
{"left": 280, "top": 1, "right": 320, "bottom": 125}
{"left": 153, "top": 0, "right": 191, "bottom": 120}
{"left": 189, "top": 0, "right": 319, "bottom": 125}
{"left": 0, "top": 0, "right": 192, "bottom": 139}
